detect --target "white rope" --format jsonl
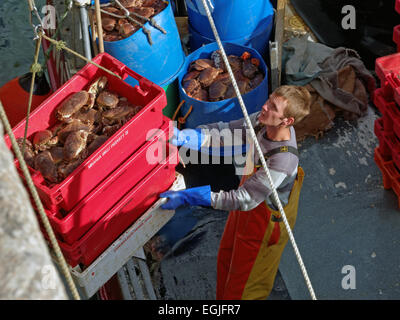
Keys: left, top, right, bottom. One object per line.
{"left": 199, "top": 0, "right": 317, "bottom": 300}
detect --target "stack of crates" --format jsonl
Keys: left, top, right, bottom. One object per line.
{"left": 373, "top": 0, "right": 400, "bottom": 207}
{"left": 4, "top": 53, "right": 179, "bottom": 268}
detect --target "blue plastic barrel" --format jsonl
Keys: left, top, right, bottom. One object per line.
{"left": 178, "top": 42, "right": 269, "bottom": 129}
{"left": 99, "top": 1, "right": 185, "bottom": 87}
{"left": 185, "top": 0, "right": 274, "bottom": 40}
{"left": 188, "top": 19, "right": 273, "bottom": 58}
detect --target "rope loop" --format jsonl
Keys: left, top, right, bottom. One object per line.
{"left": 30, "top": 62, "right": 42, "bottom": 74}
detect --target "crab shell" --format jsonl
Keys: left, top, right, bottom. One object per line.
{"left": 97, "top": 91, "right": 119, "bottom": 109}
{"left": 119, "top": 0, "right": 141, "bottom": 8}
{"left": 190, "top": 59, "right": 214, "bottom": 71}
{"left": 16, "top": 138, "right": 36, "bottom": 168}
{"left": 87, "top": 135, "right": 109, "bottom": 156}
{"left": 198, "top": 67, "right": 221, "bottom": 88}
{"left": 130, "top": 6, "right": 155, "bottom": 19}
{"left": 191, "top": 88, "right": 209, "bottom": 101}
{"left": 102, "top": 17, "right": 117, "bottom": 32}
{"left": 33, "top": 130, "right": 58, "bottom": 151}
{"left": 71, "top": 108, "right": 98, "bottom": 126}
{"left": 49, "top": 146, "right": 65, "bottom": 164}
{"left": 56, "top": 91, "right": 90, "bottom": 123}
{"left": 57, "top": 119, "right": 93, "bottom": 143}
{"left": 63, "top": 130, "right": 89, "bottom": 161}
{"left": 34, "top": 151, "right": 59, "bottom": 183}
{"left": 209, "top": 80, "right": 228, "bottom": 101}
{"left": 183, "top": 79, "right": 201, "bottom": 97}
{"left": 242, "top": 60, "right": 258, "bottom": 79}
{"left": 58, "top": 158, "right": 84, "bottom": 180}
{"left": 120, "top": 23, "right": 137, "bottom": 38}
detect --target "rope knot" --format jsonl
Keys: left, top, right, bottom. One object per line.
{"left": 30, "top": 63, "right": 42, "bottom": 74}
{"left": 55, "top": 40, "right": 67, "bottom": 51}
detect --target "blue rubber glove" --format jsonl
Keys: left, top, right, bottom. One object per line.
{"left": 160, "top": 185, "right": 211, "bottom": 210}
{"left": 170, "top": 127, "right": 205, "bottom": 151}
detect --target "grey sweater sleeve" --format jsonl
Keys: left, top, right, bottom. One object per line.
{"left": 211, "top": 167, "right": 288, "bottom": 211}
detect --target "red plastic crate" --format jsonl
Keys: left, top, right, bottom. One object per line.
{"left": 394, "top": 25, "right": 400, "bottom": 52}
{"left": 4, "top": 53, "right": 167, "bottom": 212}
{"left": 396, "top": 0, "right": 400, "bottom": 14}
{"left": 53, "top": 144, "right": 178, "bottom": 267}
{"left": 384, "top": 132, "right": 400, "bottom": 160}
{"left": 45, "top": 118, "right": 173, "bottom": 245}
{"left": 375, "top": 52, "right": 400, "bottom": 87}
{"left": 373, "top": 88, "right": 396, "bottom": 131}
{"left": 374, "top": 147, "right": 400, "bottom": 208}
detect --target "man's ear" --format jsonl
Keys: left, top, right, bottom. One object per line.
{"left": 282, "top": 117, "right": 294, "bottom": 126}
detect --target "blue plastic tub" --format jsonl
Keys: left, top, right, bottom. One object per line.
{"left": 99, "top": 1, "right": 185, "bottom": 87}
{"left": 178, "top": 42, "right": 269, "bottom": 129}
{"left": 188, "top": 19, "right": 273, "bottom": 58}
{"left": 186, "top": 0, "right": 274, "bottom": 40}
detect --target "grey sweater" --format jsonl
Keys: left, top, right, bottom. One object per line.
{"left": 198, "top": 112, "right": 299, "bottom": 211}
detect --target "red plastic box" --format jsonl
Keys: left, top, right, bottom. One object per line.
{"left": 53, "top": 144, "right": 178, "bottom": 267}
{"left": 4, "top": 53, "right": 167, "bottom": 212}
{"left": 394, "top": 25, "right": 400, "bottom": 52}
{"left": 46, "top": 118, "right": 173, "bottom": 245}
{"left": 396, "top": 0, "right": 400, "bottom": 14}
{"left": 373, "top": 88, "right": 396, "bottom": 131}
{"left": 375, "top": 52, "right": 400, "bottom": 87}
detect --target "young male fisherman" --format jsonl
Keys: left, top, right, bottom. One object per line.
{"left": 161, "top": 85, "right": 311, "bottom": 300}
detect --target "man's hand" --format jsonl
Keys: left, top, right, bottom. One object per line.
{"left": 170, "top": 127, "right": 205, "bottom": 151}
{"left": 160, "top": 185, "right": 211, "bottom": 210}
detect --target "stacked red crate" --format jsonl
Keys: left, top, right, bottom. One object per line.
{"left": 394, "top": 1, "right": 400, "bottom": 51}
{"left": 4, "top": 53, "right": 179, "bottom": 268}
{"left": 374, "top": 50, "right": 400, "bottom": 207}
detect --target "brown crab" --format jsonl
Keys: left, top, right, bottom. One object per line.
{"left": 33, "top": 130, "right": 58, "bottom": 152}
{"left": 190, "top": 59, "right": 214, "bottom": 72}
{"left": 104, "top": 31, "right": 121, "bottom": 42}
{"left": 102, "top": 17, "right": 117, "bottom": 32}
{"left": 87, "top": 135, "right": 109, "bottom": 156}
{"left": 56, "top": 91, "right": 90, "bottom": 123}
{"left": 16, "top": 138, "right": 36, "bottom": 168}
{"left": 88, "top": 76, "right": 108, "bottom": 96}
{"left": 97, "top": 91, "right": 119, "bottom": 109}
{"left": 209, "top": 80, "right": 228, "bottom": 101}
{"left": 57, "top": 119, "right": 93, "bottom": 143}
{"left": 191, "top": 88, "right": 208, "bottom": 101}
{"left": 182, "top": 70, "right": 200, "bottom": 82}
{"left": 102, "top": 105, "right": 136, "bottom": 124}
{"left": 120, "top": 0, "right": 142, "bottom": 8}
{"left": 34, "top": 151, "right": 59, "bottom": 183}
{"left": 198, "top": 67, "right": 221, "bottom": 87}
{"left": 102, "top": 124, "right": 122, "bottom": 137}
{"left": 58, "top": 158, "right": 84, "bottom": 181}
{"left": 242, "top": 60, "right": 258, "bottom": 79}
{"left": 48, "top": 146, "right": 65, "bottom": 164}
{"left": 183, "top": 79, "right": 201, "bottom": 97}
{"left": 225, "top": 55, "right": 242, "bottom": 73}
{"left": 63, "top": 130, "right": 89, "bottom": 161}
{"left": 71, "top": 108, "right": 99, "bottom": 126}
{"left": 250, "top": 72, "right": 264, "bottom": 89}
{"left": 120, "top": 22, "right": 137, "bottom": 38}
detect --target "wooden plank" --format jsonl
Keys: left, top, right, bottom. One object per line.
{"left": 275, "top": 0, "right": 286, "bottom": 85}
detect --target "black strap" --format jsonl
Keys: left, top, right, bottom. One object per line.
{"left": 264, "top": 146, "right": 299, "bottom": 159}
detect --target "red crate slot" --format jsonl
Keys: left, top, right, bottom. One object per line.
{"left": 4, "top": 53, "right": 167, "bottom": 213}
{"left": 383, "top": 72, "right": 400, "bottom": 105}
{"left": 374, "top": 118, "right": 391, "bottom": 159}
{"left": 46, "top": 118, "right": 173, "bottom": 245}
{"left": 383, "top": 133, "right": 400, "bottom": 159}
{"left": 375, "top": 52, "right": 400, "bottom": 87}
{"left": 396, "top": 0, "right": 400, "bottom": 14}
{"left": 394, "top": 25, "right": 400, "bottom": 52}
{"left": 374, "top": 147, "right": 393, "bottom": 190}
{"left": 373, "top": 88, "right": 396, "bottom": 131}
{"left": 54, "top": 144, "right": 179, "bottom": 267}
{"left": 388, "top": 102, "right": 400, "bottom": 141}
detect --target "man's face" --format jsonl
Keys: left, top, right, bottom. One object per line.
{"left": 258, "top": 94, "right": 288, "bottom": 127}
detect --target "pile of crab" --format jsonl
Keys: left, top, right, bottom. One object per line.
{"left": 181, "top": 50, "right": 265, "bottom": 102}
{"left": 98, "top": 0, "right": 167, "bottom": 41}
{"left": 18, "top": 76, "right": 142, "bottom": 186}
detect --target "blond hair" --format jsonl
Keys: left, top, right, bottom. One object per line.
{"left": 273, "top": 85, "right": 311, "bottom": 125}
